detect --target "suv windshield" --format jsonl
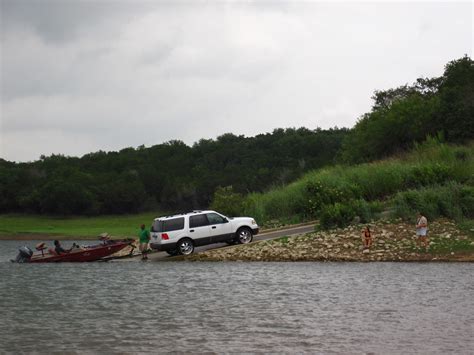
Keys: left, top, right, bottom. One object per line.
{"left": 152, "top": 217, "right": 184, "bottom": 232}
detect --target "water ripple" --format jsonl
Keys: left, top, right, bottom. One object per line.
{"left": 0, "top": 241, "right": 473, "bottom": 353}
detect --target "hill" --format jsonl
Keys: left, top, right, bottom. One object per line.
{"left": 0, "top": 56, "right": 473, "bottom": 217}
{"left": 237, "top": 139, "right": 473, "bottom": 229}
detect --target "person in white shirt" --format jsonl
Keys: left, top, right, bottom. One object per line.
{"left": 416, "top": 212, "right": 429, "bottom": 249}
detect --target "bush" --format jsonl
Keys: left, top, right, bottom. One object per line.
{"left": 243, "top": 141, "right": 472, "bottom": 227}
{"left": 320, "top": 203, "right": 356, "bottom": 229}
{"left": 319, "top": 199, "right": 382, "bottom": 229}
{"left": 392, "top": 183, "right": 474, "bottom": 221}
{"left": 460, "top": 186, "right": 474, "bottom": 218}
{"left": 404, "top": 163, "right": 452, "bottom": 187}
{"left": 210, "top": 186, "right": 244, "bottom": 217}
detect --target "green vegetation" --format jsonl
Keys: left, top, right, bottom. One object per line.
{"left": 0, "top": 128, "right": 348, "bottom": 215}
{"left": 0, "top": 212, "right": 160, "bottom": 238}
{"left": 0, "top": 56, "right": 473, "bottom": 238}
{"left": 241, "top": 140, "right": 474, "bottom": 228}
{"left": 210, "top": 186, "right": 244, "bottom": 217}
{"left": 427, "top": 236, "right": 474, "bottom": 254}
{"left": 235, "top": 55, "right": 474, "bottom": 228}
{"left": 340, "top": 56, "right": 473, "bottom": 163}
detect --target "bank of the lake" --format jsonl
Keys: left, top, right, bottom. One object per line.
{"left": 187, "top": 219, "right": 474, "bottom": 262}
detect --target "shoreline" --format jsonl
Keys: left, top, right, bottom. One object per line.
{"left": 185, "top": 218, "right": 474, "bottom": 263}
{"left": 2, "top": 219, "right": 473, "bottom": 262}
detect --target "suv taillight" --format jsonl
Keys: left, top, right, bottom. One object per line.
{"left": 161, "top": 233, "right": 169, "bottom": 240}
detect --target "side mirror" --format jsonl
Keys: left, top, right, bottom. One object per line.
{"left": 223, "top": 218, "right": 229, "bottom": 223}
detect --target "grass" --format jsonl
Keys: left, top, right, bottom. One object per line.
{"left": 428, "top": 236, "right": 474, "bottom": 254}
{"left": 0, "top": 212, "right": 161, "bottom": 239}
{"left": 242, "top": 141, "right": 474, "bottom": 227}
{"left": 458, "top": 219, "right": 474, "bottom": 238}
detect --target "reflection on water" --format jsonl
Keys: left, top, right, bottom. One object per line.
{"left": 0, "top": 241, "right": 473, "bottom": 353}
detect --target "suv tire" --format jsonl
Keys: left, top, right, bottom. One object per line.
{"left": 236, "top": 227, "right": 253, "bottom": 244}
{"left": 177, "top": 238, "right": 194, "bottom": 256}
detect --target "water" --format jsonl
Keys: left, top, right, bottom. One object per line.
{"left": 1, "top": 241, "right": 473, "bottom": 354}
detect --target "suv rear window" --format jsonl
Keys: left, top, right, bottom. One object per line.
{"left": 152, "top": 217, "right": 185, "bottom": 232}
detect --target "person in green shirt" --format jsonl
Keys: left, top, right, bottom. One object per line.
{"left": 138, "top": 224, "right": 150, "bottom": 260}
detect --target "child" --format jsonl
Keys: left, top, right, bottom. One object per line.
{"left": 362, "top": 226, "right": 373, "bottom": 249}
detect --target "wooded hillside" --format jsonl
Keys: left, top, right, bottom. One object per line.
{"left": 1, "top": 56, "right": 472, "bottom": 216}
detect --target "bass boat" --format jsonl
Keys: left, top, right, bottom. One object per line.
{"left": 12, "top": 238, "right": 134, "bottom": 263}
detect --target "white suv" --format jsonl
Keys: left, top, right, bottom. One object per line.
{"left": 150, "top": 210, "right": 259, "bottom": 256}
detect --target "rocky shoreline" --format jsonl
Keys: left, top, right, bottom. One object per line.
{"left": 187, "top": 219, "right": 474, "bottom": 262}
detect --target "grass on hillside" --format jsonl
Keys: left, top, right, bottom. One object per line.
{"left": 243, "top": 140, "right": 474, "bottom": 227}
{"left": 0, "top": 212, "right": 161, "bottom": 238}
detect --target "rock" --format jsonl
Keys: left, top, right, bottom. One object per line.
{"left": 362, "top": 249, "right": 370, "bottom": 254}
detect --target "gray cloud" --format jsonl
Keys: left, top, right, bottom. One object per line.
{"left": 0, "top": 1, "right": 472, "bottom": 162}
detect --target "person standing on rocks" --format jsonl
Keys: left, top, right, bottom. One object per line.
{"left": 416, "top": 212, "right": 429, "bottom": 249}
{"left": 362, "top": 226, "right": 373, "bottom": 249}
{"left": 138, "top": 224, "right": 150, "bottom": 260}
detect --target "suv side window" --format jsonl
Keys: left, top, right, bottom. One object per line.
{"left": 189, "top": 214, "right": 209, "bottom": 228}
{"left": 206, "top": 213, "right": 227, "bottom": 225}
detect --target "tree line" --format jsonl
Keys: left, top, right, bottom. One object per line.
{"left": 0, "top": 56, "right": 472, "bottom": 216}
{"left": 0, "top": 128, "right": 349, "bottom": 215}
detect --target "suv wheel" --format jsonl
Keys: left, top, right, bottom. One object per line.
{"left": 177, "top": 238, "right": 194, "bottom": 255}
{"left": 236, "top": 227, "right": 253, "bottom": 244}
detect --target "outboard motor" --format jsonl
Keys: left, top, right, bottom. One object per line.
{"left": 14, "top": 246, "right": 33, "bottom": 263}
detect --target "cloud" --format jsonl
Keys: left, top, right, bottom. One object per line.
{"left": 0, "top": 1, "right": 472, "bottom": 161}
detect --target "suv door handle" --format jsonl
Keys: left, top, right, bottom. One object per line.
{"left": 190, "top": 229, "right": 195, "bottom": 232}
{"left": 212, "top": 226, "right": 216, "bottom": 229}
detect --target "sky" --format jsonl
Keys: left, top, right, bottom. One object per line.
{"left": 0, "top": 1, "right": 472, "bottom": 162}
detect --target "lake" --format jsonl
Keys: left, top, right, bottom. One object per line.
{"left": 0, "top": 240, "right": 473, "bottom": 354}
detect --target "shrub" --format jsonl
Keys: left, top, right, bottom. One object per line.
{"left": 404, "top": 163, "right": 452, "bottom": 187}
{"left": 320, "top": 203, "right": 356, "bottom": 229}
{"left": 460, "top": 186, "right": 474, "bottom": 218}
{"left": 210, "top": 186, "right": 244, "bottom": 217}
{"left": 243, "top": 142, "right": 472, "bottom": 226}
{"left": 392, "top": 183, "right": 474, "bottom": 221}
{"left": 319, "top": 199, "right": 383, "bottom": 229}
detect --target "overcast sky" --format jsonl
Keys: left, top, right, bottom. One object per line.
{"left": 1, "top": 1, "right": 472, "bottom": 162}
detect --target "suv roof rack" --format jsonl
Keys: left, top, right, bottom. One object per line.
{"left": 163, "top": 210, "right": 203, "bottom": 218}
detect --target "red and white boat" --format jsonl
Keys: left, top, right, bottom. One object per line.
{"left": 13, "top": 238, "right": 133, "bottom": 263}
